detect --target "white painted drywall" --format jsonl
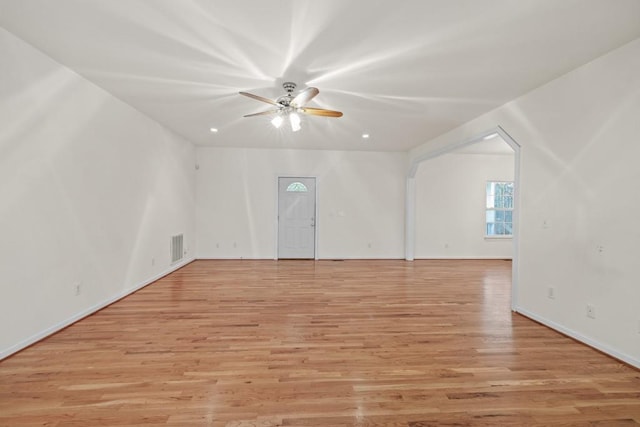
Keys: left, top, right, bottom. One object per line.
{"left": 0, "top": 28, "right": 196, "bottom": 358}
{"left": 409, "top": 38, "right": 640, "bottom": 367}
{"left": 415, "top": 151, "right": 514, "bottom": 259}
{"left": 196, "top": 147, "right": 406, "bottom": 259}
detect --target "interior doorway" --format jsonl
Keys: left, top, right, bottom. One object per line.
{"left": 405, "top": 127, "right": 521, "bottom": 310}
{"left": 277, "top": 177, "right": 316, "bottom": 259}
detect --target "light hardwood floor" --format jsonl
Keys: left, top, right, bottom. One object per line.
{"left": 1, "top": 260, "right": 639, "bottom": 426}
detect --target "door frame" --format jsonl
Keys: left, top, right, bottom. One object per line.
{"left": 274, "top": 175, "right": 319, "bottom": 260}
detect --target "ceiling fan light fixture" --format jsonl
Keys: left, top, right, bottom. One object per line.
{"left": 289, "top": 112, "right": 301, "bottom": 132}
{"left": 271, "top": 115, "right": 284, "bottom": 128}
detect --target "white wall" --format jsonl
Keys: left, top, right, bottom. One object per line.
{"left": 196, "top": 147, "right": 406, "bottom": 259}
{"left": 0, "top": 27, "right": 196, "bottom": 358}
{"left": 409, "top": 38, "right": 640, "bottom": 367}
{"left": 415, "top": 151, "right": 514, "bottom": 259}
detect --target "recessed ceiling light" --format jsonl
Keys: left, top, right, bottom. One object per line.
{"left": 210, "top": 127, "right": 218, "bottom": 133}
{"left": 362, "top": 133, "right": 370, "bottom": 139}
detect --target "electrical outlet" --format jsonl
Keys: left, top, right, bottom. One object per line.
{"left": 151, "top": 258, "right": 155, "bottom": 266}
{"left": 637, "top": 320, "right": 640, "bottom": 334}
{"left": 586, "top": 304, "right": 596, "bottom": 319}
{"left": 74, "top": 283, "right": 81, "bottom": 296}
{"left": 547, "top": 287, "right": 555, "bottom": 299}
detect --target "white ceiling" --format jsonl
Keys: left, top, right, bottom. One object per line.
{"left": 1, "top": 0, "right": 640, "bottom": 152}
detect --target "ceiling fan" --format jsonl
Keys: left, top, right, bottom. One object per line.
{"left": 239, "top": 82, "right": 342, "bottom": 132}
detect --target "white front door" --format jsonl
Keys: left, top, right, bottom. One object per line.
{"left": 278, "top": 177, "right": 316, "bottom": 259}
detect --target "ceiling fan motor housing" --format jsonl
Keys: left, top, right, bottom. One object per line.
{"left": 282, "top": 82, "right": 297, "bottom": 93}
{"left": 277, "top": 82, "right": 297, "bottom": 107}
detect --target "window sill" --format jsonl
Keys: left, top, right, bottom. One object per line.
{"left": 484, "top": 235, "right": 513, "bottom": 240}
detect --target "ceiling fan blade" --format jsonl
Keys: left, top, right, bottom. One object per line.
{"left": 243, "top": 109, "right": 281, "bottom": 117}
{"left": 300, "top": 107, "right": 343, "bottom": 118}
{"left": 291, "top": 87, "right": 319, "bottom": 108}
{"left": 239, "top": 91, "right": 280, "bottom": 106}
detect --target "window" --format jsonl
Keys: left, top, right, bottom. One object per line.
{"left": 486, "top": 181, "right": 513, "bottom": 237}
{"left": 286, "top": 182, "right": 308, "bottom": 192}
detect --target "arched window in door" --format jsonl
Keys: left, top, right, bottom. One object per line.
{"left": 286, "top": 182, "right": 308, "bottom": 192}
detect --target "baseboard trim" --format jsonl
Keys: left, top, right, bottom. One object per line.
{"left": 197, "top": 257, "right": 510, "bottom": 261}
{"left": 0, "top": 257, "right": 195, "bottom": 361}
{"left": 515, "top": 306, "right": 640, "bottom": 369}
{"left": 196, "top": 257, "right": 408, "bottom": 260}
{"left": 413, "top": 256, "right": 513, "bottom": 260}
{"left": 196, "top": 256, "right": 269, "bottom": 260}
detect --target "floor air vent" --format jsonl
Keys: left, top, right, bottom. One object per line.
{"left": 170, "top": 234, "right": 184, "bottom": 264}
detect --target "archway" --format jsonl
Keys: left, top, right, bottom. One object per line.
{"left": 405, "top": 126, "right": 521, "bottom": 311}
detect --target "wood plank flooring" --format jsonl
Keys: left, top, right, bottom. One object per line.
{"left": 1, "top": 259, "right": 639, "bottom": 426}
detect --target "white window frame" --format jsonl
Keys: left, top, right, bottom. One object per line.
{"left": 485, "top": 181, "right": 514, "bottom": 239}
